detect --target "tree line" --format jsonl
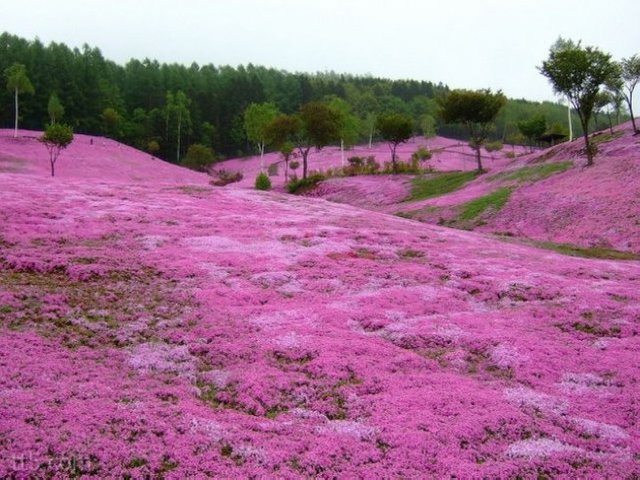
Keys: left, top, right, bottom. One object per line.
{"left": 1, "top": 32, "right": 634, "bottom": 167}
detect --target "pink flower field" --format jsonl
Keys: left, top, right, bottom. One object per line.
{"left": 1, "top": 129, "right": 639, "bottom": 478}
{"left": 298, "top": 122, "right": 640, "bottom": 254}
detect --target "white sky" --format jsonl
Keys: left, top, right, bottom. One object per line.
{"left": 2, "top": 0, "right": 639, "bottom": 103}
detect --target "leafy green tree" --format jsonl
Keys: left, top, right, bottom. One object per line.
{"left": 326, "top": 96, "right": 360, "bottom": 166}
{"left": 165, "top": 91, "right": 192, "bottom": 163}
{"left": 517, "top": 114, "right": 546, "bottom": 150}
{"left": 101, "top": 107, "right": 121, "bottom": 138}
{"left": 244, "top": 102, "right": 279, "bottom": 171}
{"left": 420, "top": 114, "right": 437, "bottom": 138}
{"left": 616, "top": 55, "right": 640, "bottom": 134}
{"left": 438, "top": 89, "right": 506, "bottom": 171}
{"left": 181, "top": 143, "right": 216, "bottom": 171}
{"left": 376, "top": 113, "right": 413, "bottom": 173}
{"left": 4, "top": 63, "right": 35, "bottom": 137}
{"left": 266, "top": 115, "right": 300, "bottom": 181}
{"left": 539, "top": 40, "right": 618, "bottom": 165}
{"left": 40, "top": 123, "right": 73, "bottom": 177}
{"left": 267, "top": 102, "right": 340, "bottom": 179}
{"left": 47, "top": 93, "right": 64, "bottom": 124}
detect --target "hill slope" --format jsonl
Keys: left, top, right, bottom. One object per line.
{"left": 300, "top": 122, "right": 640, "bottom": 254}
{"left": 0, "top": 132, "right": 639, "bottom": 477}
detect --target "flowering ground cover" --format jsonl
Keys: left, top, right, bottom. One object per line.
{"left": 299, "top": 122, "right": 640, "bottom": 255}
{"left": 1, "top": 129, "right": 639, "bottom": 478}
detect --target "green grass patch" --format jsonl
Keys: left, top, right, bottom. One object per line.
{"left": 590, "top": 130, "right": 624, "bottom": 146}
{"left": 535, "top": 241, "right": 640, "bottom": 260}
{"left": 459, "top": 188, "right": 512, "bottom": 221}
{"left": 489, "top": 161, "right": 572, "bottom": 183}
{"left": 408, "top": 171, "right": 480, "bottom": 201}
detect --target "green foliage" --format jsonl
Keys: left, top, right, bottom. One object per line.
{"left": 420, "top": 114, "right": 437, "bottom": 138}
{"left": 181, "top": 144, "right": 216, "bottom": 172}
{"left": 326, "top": 95, "right": 361, "bottom": 147}
{"left": 255, "top": 171, "right": 272, "bottom": 190}
{"left": 517, "top": 114, "right": 546, "bottom": 146}
{"left": 459, "top": 188, "right": 512, "bottom": 221}
{"left": 147, "top": 140, "right": 160, "bottom": 155}
{"left": 409, "top": 171, "right": 480, "bottom": 201}
{"left": 47, "top": 93, "right": 64, "bottom": 124}
{"left": 539, "top": 38, "right": 618, "bottom": 165}
{"left": 287, "top": 173, "right": 325, "bottom": 194}
{"left": 533, "top": 241, "right": 640, "bottom": 260}
{"left": 489, "top": 161, "right": 572, "bottom": 183}
{"left": 411, "top": 146, "right": 432, "bottom": 162}
{"left": 267, "top": 163, "right": 279, "bottom": 176}
{"left": 484, "top": 141, "right": 503, "bottom": 152}
{"left": 101, "top": 107, "right": 121, "bottom": 138}
{"left": 376, "top": 113, "right": 413, "bottom": 172}
{"left": 616, "top": 55, "right": 640, "bottom": 133}
{"left": 437, "top": 89, "right": 506, "bottom": 171}
{"left": 4, "top": 62, "right": 34, "bottom": 94}
{"left": 40, "top": 123, "right": 74, "bottom": 177}
{"left": 244, "top": 102, "right": 279, "bottom": 152}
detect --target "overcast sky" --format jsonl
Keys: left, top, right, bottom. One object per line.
{"left": 2, "top": 0, "right": 639, "bottom": 103}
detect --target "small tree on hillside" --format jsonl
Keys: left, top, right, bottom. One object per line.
{"left": 165, "top": 91, "right": 192, "bottom": 163}
{"left": 438, "top": 89, "right": 506, "bottom": 172}
{"left": 326, "top": 96, "right": 360, "bottom": 167}
{"left": 244, "top": 102, "right": 279, "bottom": 171}
{"left": 539, "top": 40, "right": 618, "bottom": 165}
{"left": 40, "top": 123, "right": 73, "bottom": 177}
{"left": 5, "top": 63, "right": 35, "bottom": 138}
{"left": 376, "top": 113, "right": 413, "bottom": 173}
{"left": 267, "top": 102, "right": 341, "bottom": 179}
{"left": 47, "top": 93, "right": 64, "bottom": 124}
{"left": 517, "top": 114, "right": 546, "bottom": 151}
{"left": 616, "top": 55, "right": 640, "bottom": 134}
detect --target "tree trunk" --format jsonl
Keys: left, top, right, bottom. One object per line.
{"left": 567, "top": 99, "right": 573, "bottom": 141}
{"left": 14, "top": 88, "right": 19, "bottom": 138}
{"left": 626, "top": 92, "right": 638, "bottom": 134}
{"left": 285, "top": 158, "right": 289, "bottom": 182}
{"left": 176, "top": 112, "right": 182, "bottom": 163}
{"left": 368, "top": 127, "right": 373, "bottom": 149}
{"left": 340, "top": 139, "right": 345, "bottom": 167}
{"left": 475, "top": 146, "right": 483, "bottom": 172}
{"left": 302, "top": 148, "right": 310, "bottom": 179}
{"left": 259, "top": 143, "right": 265, "bottom": 172}
{"left": 392, "top": 143, "right": 398, "bottom": 174}
{"left": 607, "top": 112, "right": 613, "bottom": 134}
{"left": 579, "top": 115, "right": 594, "bottom": 166}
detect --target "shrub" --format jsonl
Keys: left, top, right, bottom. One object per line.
{"left": 505, "top": 151, "right": 517, "bottom": 159}
{"left": 287, "top": 173, "right": 325, "bottom": 194}
{"left": 484, "top": 141, "right": 504, "bottom": 152}
{"left": 267, "top": 163, "right": 279, "bottom": 176}
{"left": 255, "top": 171, "right": 272, "bottom": 190}
{"left": 348, "top": 156, "right": 364, "bottom": 167}
{"left": 210, "top": 169, "right": 243, "bottom": 186}
{"left": 411, "top": 146, "right": 432, "bottom": 162}
{"left": 382, "top": 160, "right": 423, "bottom": 175}
{"left": 289, "top": 160, "right": 300, "bottom": 171}
{"left": 181, "top": 144, "right": 216, "bottom": 172}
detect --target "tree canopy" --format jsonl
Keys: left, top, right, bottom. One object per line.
{"left": 5, "top": 62, "right": 34, "bottom": 137}
{"left": 40, "top": 123, "right": 73, "bottom": 177}
{"left": 376, "top": 113, "right": 413, "bottom": 173}
{"left": 438, "top": 89, "right": 506, "bottom": 171}
{"left": 539, "top": 39, "right": 619, "bottom": 165}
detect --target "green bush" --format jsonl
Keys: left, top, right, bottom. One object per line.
{"left": 411, "top": 146, "right": 432, "bottom": 162}
{"left": 287, "top": 173, "right": 325, "bottom": 194}
{"left": 255, "top": 171, "right": 272, "bottom": 190}
{"left": 484, "top": 141, "right": 503, "bottom": 152}
{"left": 181, "top": 144, "right": 216, "bottom": 172}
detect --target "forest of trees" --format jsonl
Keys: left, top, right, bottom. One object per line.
{"left": 0, "top": 32, "right": 608, "bottom": 163}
